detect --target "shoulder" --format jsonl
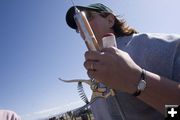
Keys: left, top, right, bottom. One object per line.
{"left": 133, "top": 33, "right": 180, "bottom": 39}
{"left": 117, "top": 33, "right": 180, "bottom": 49}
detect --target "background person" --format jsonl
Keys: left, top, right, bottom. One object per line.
{"left": 0, "top": 109, "right": 21, "bottom": 120}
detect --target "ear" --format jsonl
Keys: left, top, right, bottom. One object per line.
{"left": 107, "top": 14, "right": 115, "bottom": 28}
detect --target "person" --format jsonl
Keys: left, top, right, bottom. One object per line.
{"left": 0, "top": 109, "right": 21, "bottom": 120}
{"left": 65, "top": 3, "right": 180, "bottom": 120}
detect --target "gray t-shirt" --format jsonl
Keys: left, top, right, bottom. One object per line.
{"left": 90, "top": 33, "right": 180, "bottom": 120}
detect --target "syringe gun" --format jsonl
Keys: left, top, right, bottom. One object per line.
{"left": 73, "top": 7, "right": 100, "bottom": 51}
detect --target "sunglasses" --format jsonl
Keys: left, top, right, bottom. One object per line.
{"left": 75, "top": 11, "right": 108, "bottom": 33}
{"left": 85, "top": 11, "right": 102, "bottom": 21}
{"left": 75, "top": 11, "right": 102, "bottom": 33}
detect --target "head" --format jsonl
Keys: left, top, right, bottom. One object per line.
{"left": 66, "top": 3, "right": 137, "bottom": 46}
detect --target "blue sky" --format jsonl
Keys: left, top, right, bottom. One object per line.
{"left": 0, "top": 0, "right": 179, "bottom": 120}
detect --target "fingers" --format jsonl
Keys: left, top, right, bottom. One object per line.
{"left": 84, "top": 51, "right": 102, "bottom": 61}
{"left": 84, "top": 59, "right": 107, "bottom": 81}
{"left": 84, "top": 57, "right": 102, "bottom": 80}
{"left": 84, "top": 47, "right": 117, "bottom": 61}
{"left": 87, "top": 70, "right": 95, "bottom": 79}
{"left": 84, "top": 51, "right": 101, "bottom": 79}
{"left": 87, "top": 68, "right": 103, "bottom": 83}
{"left": 84, "top": 60, "right": 100, "bottom": 71}
{"left": 101, "top": 46, "right": 117, "bottom": 53}
{"left": 84, "top": 48, "right": 118, "bottom": 80}
{"left": 84, "top": 50, "right": 102, "bottom": 71}
{"left": 86, "top": 66, "right": 101, "bottom": 81}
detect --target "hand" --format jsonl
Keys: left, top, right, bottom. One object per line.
{"left": 84, "top": 47, "right": 142, "bottom": 93}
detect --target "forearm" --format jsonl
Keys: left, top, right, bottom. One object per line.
{"left": 137, "top": 70, "right": 180, "bottom": 114}
{"left": 84, "top": 48, "right": 180, "bottom": 114}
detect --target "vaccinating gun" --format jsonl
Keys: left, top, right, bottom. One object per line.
{"left": 61, "top": 1, "right": 126, "bottom": 119}
{"left": 72, "top": 5, "right": 117, "bottom": 100}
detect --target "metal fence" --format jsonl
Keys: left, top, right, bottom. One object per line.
{"left": 48, "top": 104, "right": 94, "bottom": 120}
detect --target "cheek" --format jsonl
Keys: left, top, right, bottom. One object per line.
{"left": 91, "top": 20, "right": 105, "bottom": 31}
{"left": 90, "top": 20, "right": 108, "bottom": 46}
{"left": 90, "top": 21, "right": 97, "bottom": 33}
